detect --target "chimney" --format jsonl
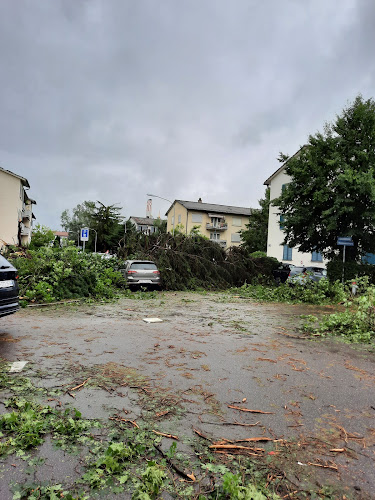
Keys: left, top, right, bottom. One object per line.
{"left": 198, "top": 197, "right": 202, "bottom": 203}
{"left": 146, "top": 198, "right": 152, "bottom": 218}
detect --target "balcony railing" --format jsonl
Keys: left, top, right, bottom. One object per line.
{"left": 211, "top": 239, "right": 227, "bottom": 247}
{"left": 20, "top": 225, "right": 31, "bottom": 236}
{"left": 206, "top": 223, "right": 228, "bottom": 231}
{"left": 22, "top": 207, "right": 32, "bottom": 219}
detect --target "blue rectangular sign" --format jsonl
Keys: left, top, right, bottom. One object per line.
{"left": 337, "top": 237, "right": 354, "bottom": 246}
{"left": 80, "top": 228, "right": 89, "bottom": 241}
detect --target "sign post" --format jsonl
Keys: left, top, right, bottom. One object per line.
{"left": 80, "top": 228, "right": 89, "bottom": 252}
{"left": 337, "top": 237, "right": 354, "bottom": 283}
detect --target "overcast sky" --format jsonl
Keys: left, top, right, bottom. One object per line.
{"left": 1, "top": 0, "right": 374, "bottom": 229}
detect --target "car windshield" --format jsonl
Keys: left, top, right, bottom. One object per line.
{"left": 289, "top": 267, "right": 305, "bottom": 276}
{"left": 130, "top": 263, "right": 158, "bottom": 270}
{"left": 306, "top": 267, "right": 327, "bottom": 275}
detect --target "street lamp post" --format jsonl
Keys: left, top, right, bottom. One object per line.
{"left": 147, "top": 193, "right": 175, "bottom": 234}
{"left": 89, "top": 228, "right": 98, "bottom": 253}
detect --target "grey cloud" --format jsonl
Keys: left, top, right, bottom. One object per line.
{"left": 0, "top": 0, "right": 374, "bottom": 228}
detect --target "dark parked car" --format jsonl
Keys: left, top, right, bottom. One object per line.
{"left": 121, "top": 260, "right": 161, "bottom": 290}
{"left": 272, "top": 264, "right": 291, "bottom": 284}
{"left": 0, "top": 255, "right": 19, "bottom": 317}
{"left": 286, "top": 266, "right": 327, "bottom": 285}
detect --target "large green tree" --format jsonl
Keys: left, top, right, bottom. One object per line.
{"left": 240, "top": 188, "right": 270, "bottom": 253}
{"left": 90, "top": 202, "right": 124, "bottom": 252}
{"left": 276, "top": 95, "right": 375, "bottom": 260}
{"left": 60, "top": 201, "right": 125, "bottom": 252}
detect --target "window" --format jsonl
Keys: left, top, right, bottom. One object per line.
{"left": 281, "top": 183, "right": 289, "bottom": 193}
{"left": 191, "top": 213, "right": 202, "bottom": 223}
{"left": 279, "top": 215, "right": 285, "bottom": 230}
{"left": 210, "top": 233, "right": 220, "bottom": 241}
{"left": 283, "top": 245, "right": 292, "bottom": 260}
{"left": 231, "top": 233, "right": 241, "bottom": 243}
{"left": 178, "top": 214, "right": 181, "bottom": 224}
{"left": 311, "top": 251, "right": 323, "bottom": 262}
{"left": 232, "top": 217, "right": 242, "bottom": 227}
{"left": 130, "top": 263, "right": 157, "bottom": 270}
{"left": 171, "top": 216, "right": 174, "bottom": 225}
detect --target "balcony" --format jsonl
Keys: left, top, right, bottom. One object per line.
{"left": 22, "top": 207, "right": 32, "bottom": 220}
{"left": 206, "top": 223, "right": 228, "bottom": 231}
{"left": 20, "top": 225, "right": 31, "bottom": 236}
{"left": 211, "top": 239, "right": 227, "bottom": 248}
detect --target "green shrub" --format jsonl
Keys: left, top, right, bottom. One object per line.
{"left": 302, "top": 283, "right": 375, "bottom": 343}
{"left": 231, "top": 279, "right": 346, "bottom": 305}
{"left": 8, "top": 247, "right": 126, "bottom": 303}
{"left": 327, "top": 260, "right": 375, "bottom": 284}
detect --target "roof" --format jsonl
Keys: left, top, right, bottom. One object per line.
{"left": 0, "top": 166, "right": 30, "bottom": 188}
{"left": 129, "top": 216, "right": 159, "bottom": 226}
{"left": 263, "top": 145, "right": 307, "bottom": 186}
{"left": 166, "top": 200, "right": 251, "bottom": 216}
{"left": 54, "top": 231, "right": 69, "bottom": 237}
{"left": 25, "top": 191, "right": 36, "bottom": 205}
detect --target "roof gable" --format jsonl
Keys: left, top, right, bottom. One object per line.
{"left": 0, "top": 166, "right": 30, "bottom": 188}
{"left": 166, "top": 200, "right": 251, "bottom": 216}
{"left": 129, "top": 216, "right": 161, "bottom": 226}
{"left": 263, "top": 145, "right": 307, "bottom": 186}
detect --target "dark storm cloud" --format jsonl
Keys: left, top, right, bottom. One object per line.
{"left": 0, "top": 0, "right": 374, "bottom": 227}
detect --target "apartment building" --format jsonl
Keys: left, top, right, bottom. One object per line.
{"left": 0, "top": 167, "right": 36, "bottom": 249}
{"left": 165, "top": 198, "right": 251, "bottom": 249}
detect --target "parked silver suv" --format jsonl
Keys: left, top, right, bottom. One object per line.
{"left": 121, "top": 260, "right": 161, "bottom": 290}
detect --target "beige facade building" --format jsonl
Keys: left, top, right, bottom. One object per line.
{"left": 165, "top": 199, "right": 251, "bottom": 249}
{"left": 0, "top": 167, "right": 36, "bottom": 249}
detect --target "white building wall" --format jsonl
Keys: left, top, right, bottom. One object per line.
{"left": 266, "top": 169, "right": 327, "bottom": 267}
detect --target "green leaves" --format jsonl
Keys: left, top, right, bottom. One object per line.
{"left": 276, "top": 95, "right": 375, "bottom": 259}
{"left": 230, "top": 279, "right": 346, "bottom": 305}
{"left": 9, "top": 246, "right": 126, "bottom": 303}
{"left": 302, "top": 282, "right": 375, "bottom": 343}
{"left": 241, "top": 188, "right": 270, "bottom": 253}
{"left": 0, "top": 399, "right": 97, "bottom": 456}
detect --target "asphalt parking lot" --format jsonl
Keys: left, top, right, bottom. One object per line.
{"left": 1, "top": 291, "right": 375, "bottom": 498}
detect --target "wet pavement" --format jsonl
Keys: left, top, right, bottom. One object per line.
{"left": 1, "top": 291, "right": 375, "bottom": 498}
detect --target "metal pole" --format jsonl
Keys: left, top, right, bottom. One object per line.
{"left": 342, "top": 244, "right": 346, "bottom": 284}
{"left": 89, "top": 228, "right": 97, "bottom": 253}
{"left": 124, "top": 219, "right": 127, "bottom": 246}
{"left": 83, "top": 240, "right": 85, "bottom": 252}
{"left": 172, "top": 204, "right": 175, "bottom": 235}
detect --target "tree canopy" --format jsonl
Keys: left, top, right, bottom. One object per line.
{"left": 90, "top": 202, "right": 124, "bottom": 252}
{"left": 61, "top": 201, "right": 124, "bottom": 252}
{"left": 29, "top": 224, "right": 55, "bottom": 249}
{"left": 275, "top": 95, "right": 375, "bottom": 260}
{"left": 61, "top": 201, "right": 96, "bottom": 243}
{"left": 240, "top": 188, "right": 270, "bottom": 253}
